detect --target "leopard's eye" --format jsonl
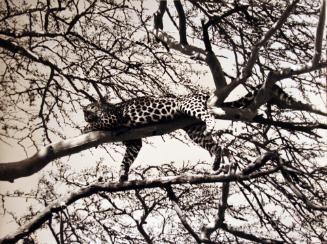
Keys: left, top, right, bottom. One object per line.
{"left": 88, "top": 104, "right": 96, "bottom": 110}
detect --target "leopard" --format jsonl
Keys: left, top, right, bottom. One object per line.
{"left": 83, "top": 93, "right": 222, "bottom": 182}
{"left": 84, "top": 84, "right": 323, "bottom": 182}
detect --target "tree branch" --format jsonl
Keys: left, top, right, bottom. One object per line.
{"left": 153, "top": 0, "right": 167, "bottom": 30}
{"left": 0, "top": 37, "right": 96, "bottom": 102}
{"left": 173, "top": 0, "right": 188, "bottom": 45}
{"left": 278, "top": 159, "right": 327, "bottom": 211}
{"left": 242, "top": 151, "right": 278, "bottom": 175}
{"left": 0, "top": 168, "right": 281, "bottom": 244}
{"left": 242, "top": 0, "right": 325, "bottom": 113}
{"left": 152, "top": 30, "right": 205, "bottom": 56}
{"left": 239, "top": 0, "right": 299, "bottom": 82}
{"left": 201, "top": 181, "right": 230, "bottom": 240}
{"left": 312, "top": 0, "right": 326, "bottom": 65}
{"left": 252, "top": 116, "right": 327, "bottom": 136}
{"left": 221, "top": 224, "right": 284, "bottom": 244}
{"left": 215, "top": 0, "right": 299, "bottom": 104}
{"left": 165, "top": 186, "right": 202, "bottom": 243}
{"left": 1, "top": 112, "right": 326, "bottom": 183}
{"left": 0, "top": 117, "right": 200, "bottom": 182}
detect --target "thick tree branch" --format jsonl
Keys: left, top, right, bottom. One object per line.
{"left": 221, "top": 224, "right": 284, "bottom": 244}
{"left": 266, "top": 61, "right": 327, "bottom": 83}
{"left": 199, "top": 6, "right": 249, "bottom": 92}
{"left": 201, "top": 4, "right": 249, "bottom": 53}
{"left": 153, "top": 29, "right": 227, "bottom": 91}
{"left": 0, "top": 117, "right": 199, "bottom": 182}
{"left": 312, "top": 0, "right": 326, "bottom": 65}
{"left": 0, "top": 168, "right": 282, "bottom": 244}
{"left": 215, "top": 0, "right": 299, "bottom": 104}
{"left": 253, "top": 116, "right": 327, "bottom": 136}
{"left": 1, "top": 113, "right": 326, "bottom": 182}
{"left": 153, "top": 0, "right": 167, "bottom": 30}
{"left": 173, "top": 0, "right": 188, "bottom": 45}
{"left": 153, "top": 30, "right": 205, "bottom": 56}
{"left": 242, "top": 151, "right": 278, "bottom": 175}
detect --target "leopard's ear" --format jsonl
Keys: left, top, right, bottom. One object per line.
{"left": 99, "top": 95, "right": 111, "bottom": 105}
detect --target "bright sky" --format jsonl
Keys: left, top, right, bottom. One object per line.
{"left": 0, "top": 0, "right": 326, "bottom": 242}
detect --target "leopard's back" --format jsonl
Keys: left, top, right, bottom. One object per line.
{"left": 83, "top": 93, "right": 211, "bottom": 132}
{"left": 121, "top": 96, "right": 180, "bottom": 126}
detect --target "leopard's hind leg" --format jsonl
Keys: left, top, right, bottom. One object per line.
{"left": 183, "top": 123, "right": 222, "bottom": 171}
{"left": 119, "top": 139, "right": 142, "bottom": 182}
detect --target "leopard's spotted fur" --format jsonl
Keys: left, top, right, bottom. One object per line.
{"left": 84, "top": 94, "right": 216, "bottom": 135}
{"left": 84, "top": 84, "right": 315, "bottom": 182}
{"left": 83, "top": 93, "right": 220, "bottom": 181}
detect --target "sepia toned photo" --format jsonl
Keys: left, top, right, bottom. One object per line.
{"left": 0, "top": 0, "right": 326, "bottom": 243}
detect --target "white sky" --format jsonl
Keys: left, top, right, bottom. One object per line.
{"left": 0, "top": 0, "right": 326, "bottom": 242}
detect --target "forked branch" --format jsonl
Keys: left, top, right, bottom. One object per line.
{"left": 0, "top": 168, "right": 282, "bottom": 244}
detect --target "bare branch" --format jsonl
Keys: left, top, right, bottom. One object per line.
{"left": 0, "top": 37, "right": 96, "bottom": 102}
{"left": 200, "top": 5, "right": 248, "bottom": 92}
{"left": 201, "top": 181, "right": 230, "bottom": 240}
{"left": 215, "top": 0, "right": 299, "bottom": 104}
{"left": 173, "top": 0, "right": 188, "bottom": 45}
{"left": 312, "top": 0, "right": 326, "bottom": 64}
{"left": 165, "top": 186, "right": 202, "bottom": 243}
{"left": 247, "top": 62, "right": 327, "bottom": 114}
{"left": 242, "top": 151, "right": 278, "bottom": 175}
{"left": 221, "top": 224, "right": 284, "bottom": 244}
{"left": 154, "top": 0, "right": 167, "bottom": 30}
{"left": 253, "top": 116, "right": 327, "bottom": 136}
{"left": 278, "top": 159, "right": 327, "bottom": 211}
{"left": 0, "top": 168, "right": 282, "bottom": 244}
{"left": 39, "top": 67, "right": 55, "bottom": 143}
{"left": 239, "top": 0, "right": 299, "bottom": 82}
{"left": 153, "top": 30, "right": 205, "bottom": 56}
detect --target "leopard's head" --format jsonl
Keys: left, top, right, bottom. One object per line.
{"left": 83, "top": 101, "right": 103, "bottom": 123}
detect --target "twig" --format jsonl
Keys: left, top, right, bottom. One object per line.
{"left": 0, "top": 168, "right": 281, "bottom": 244}
{"left": 165, "top": 185, "right": 202, "bottom": 243}
{"left": 215, "top": 0, "right": 299, "bottom": 104}
{"left": 278, "top": 158, "right": 327, "bottom": 211}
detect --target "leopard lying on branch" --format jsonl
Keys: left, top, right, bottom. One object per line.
{"left": 83, "top": 84, "right": 325, "bottom": 182}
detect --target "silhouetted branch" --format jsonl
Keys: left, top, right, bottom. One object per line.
{"left": 279, "top": 159, "right": 327, "bottom": 211}
{"left": 312, "top": 0, "right": 326, "bottom": 64}
{"left": 215, "top": 0, "right": 299, "bottom": 104}
{"left": 166, "top": 186, "right": 202, "bottom": 243}
{"left": 0, "top": 37, "right": 96, "bottom": 102}
{"left": 153, "top": 0, "right": 167, "bottom": 30}
{"left": 0, "top": 168, "right": 281, "bottom": 244}
{"left": 201, "top": 181, "right": 230, "bottom": 240}
{"left": 174, "top": 0, "right": 188, "bottom": 45}
{"left": 242, "top": 151, "right": 278, "bottom": 175}
{"left": 221, "top": 224, "right": 284, "bottom": 244}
